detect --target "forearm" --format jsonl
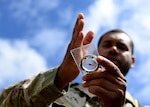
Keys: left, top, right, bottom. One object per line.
{"left": 0, "top": 67, "right": 68, "bottom": 107}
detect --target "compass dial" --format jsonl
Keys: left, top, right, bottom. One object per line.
{"left": 80, "top": 55, "right": 99, "bottom": 73}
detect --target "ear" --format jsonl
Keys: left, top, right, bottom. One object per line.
{"left": 130, "top": 55, "right": 135, "bottom": 68}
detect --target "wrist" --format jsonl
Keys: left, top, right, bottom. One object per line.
{"left": 54, "top": 67, "right": 68, "bottom": 89}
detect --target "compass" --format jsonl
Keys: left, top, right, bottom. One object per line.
{"left": 80, "top": 55, "right": 99, "bottom": 73}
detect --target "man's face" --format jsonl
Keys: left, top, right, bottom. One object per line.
{"left": 98, "top": 32, "right": 135, "bottom": 76}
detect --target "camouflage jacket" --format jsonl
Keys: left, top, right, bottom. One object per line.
{"left": 0, "top": 67, "right": 142, "bottom": 107}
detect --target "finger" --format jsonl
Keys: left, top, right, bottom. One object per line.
{"left": 72, "top": 13, "right": 84, "bottom": 43}
{"left": 82, "top": 68, "right": 104, "bottom": 81}
{"left": 88, "top": 85, "right": 113, "bottom": 99}
{"left": 82, "top": 76, "right": 126, "bottom": 92}
{"left": 82, "top": 78, "right": 114, "bottom": 90}
{"left": 74, "top": 31, "right": 84, "bottom": 47}
{"left": 72, "top": 13, "right": 84, "bottom": 35}
{"left": 83, "top": 31, "right": 94, "bottom": 45}
{"left": 96, "top": 56, "right": 125, "bottom": 80}
{"left": 87, "top": 85, "right": 125, "bottom": 106}
{"left": 82, "top": 71, "right": 126, "bottom": 87}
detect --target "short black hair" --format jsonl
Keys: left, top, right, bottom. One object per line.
{"left": 97, "top": 29, "right": 134, "bottom": 54}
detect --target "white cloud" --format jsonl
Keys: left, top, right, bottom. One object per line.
{"left": 35, "top": 0, "right": 59, "bottom": 10}
{"left": 30, "top": 28, "right": 68, "bottom": 58}
{"left": 83, "top": 0, "right": 119, "bottom": 45}
{"left": 124, "top": 0, "right": 149, "bottom": 8}
{"left": 57, "top": 7, "right": 74, "bottom": 25}
{"left": 0, "top": 39, "right": 47, "bottom": 87}
{"left": 8, "top": 0, "right": 60, "bottom": 26}
{"left": 84, "top": 0, "right": 118, "bottom": 34}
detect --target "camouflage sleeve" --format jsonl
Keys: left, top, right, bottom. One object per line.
{"left": 0, "top": 67, "right": 68, "bottom": 107}
{"left": 125, "top": 91, "right": 143, "bottom": 107}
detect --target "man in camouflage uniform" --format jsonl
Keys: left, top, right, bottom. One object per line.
{"left": 0, "top": 13, "right": 144, "bottom": 107}
{"left": 0, "top": 68, "right": 142, "bottom": 107}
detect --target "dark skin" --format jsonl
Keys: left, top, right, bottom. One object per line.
{"left": 98, "top": 32, "right": 135, "bottom": 76}
{"left": 55, "top": 13, "right": 94, "bottom": 89}
{"left": 55, "top": 13, "right": 135, "bottom": 107}
{"left": 82, "top": 32, "right": 135, "bottom": 107}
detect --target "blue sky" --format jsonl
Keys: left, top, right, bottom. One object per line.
{"left": 0, "top": 0, "right": 150, "bottom": 105}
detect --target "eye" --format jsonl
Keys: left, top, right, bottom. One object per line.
{"left": 102, "top": 42, "right": 112, "bottom": 48}
{"left": 117, "top": 43, "right": 128, "bottom": 51}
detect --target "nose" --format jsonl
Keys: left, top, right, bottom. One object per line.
{"left": 112, "top": 46, "right": 117, "bottom": 50}
{"left": 109, "top": 46, "right": 118, "bottom": 54}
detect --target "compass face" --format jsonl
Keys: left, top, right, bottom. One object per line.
{"left": 80, "top": 55, "right": 99, "bottom": 73}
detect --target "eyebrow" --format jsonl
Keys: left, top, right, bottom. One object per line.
{"left": 102, "top": 39, "right": 128, "bottom": 46}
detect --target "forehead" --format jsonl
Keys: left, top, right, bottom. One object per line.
{"left": 101, "top": 32, "right": 131, "bottom": 46}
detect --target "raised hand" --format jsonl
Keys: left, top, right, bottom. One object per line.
{"left": 55, "top": 13, "right": 94, "bottom": 89}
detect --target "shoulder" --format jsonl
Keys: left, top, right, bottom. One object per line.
{"left": 125, "top": 91, "right": 143, "bottom": 107}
